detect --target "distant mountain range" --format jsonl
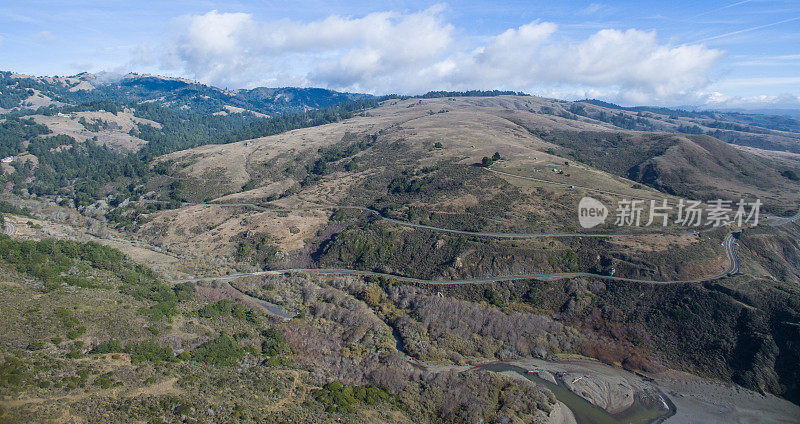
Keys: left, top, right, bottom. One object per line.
{"left": 0, "top": 71, "right": 373, "bottom": 116}
{"left": 2, "top": 71, "right": 799, "bottom": 156}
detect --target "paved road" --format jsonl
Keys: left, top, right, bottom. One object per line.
{"left": 767, "top": 209, "right": 800, "bottom": 227}
{"left": 177, "top": 232, "right": 739, "bottom": 286}
{"left": 222, "top": 281, "right": 293, "bottom": 321}
{"left": 171, "top": 168, "right": 800, "bottom": 287}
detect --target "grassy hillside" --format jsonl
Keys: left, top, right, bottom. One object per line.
{"left": 125, "top": 96, "right": 795, "bottom": 283}
{"left": 3, "top": 87, "right": 800, "bottom": 421}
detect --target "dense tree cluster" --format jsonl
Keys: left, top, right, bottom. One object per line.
{"left": 0, "top": 236, "right": 154, "bottom": 289}
{"left": 0, "top": 116, "right": 51, "bottom": 157}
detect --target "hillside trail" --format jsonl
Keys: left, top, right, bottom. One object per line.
{"left": 264, "top": 370, "right": 306, "bottom": 412}
{"left": 0, "top": 377, "right": 181, "bottom": 409}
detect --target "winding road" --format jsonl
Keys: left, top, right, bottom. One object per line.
{"left": 176, "top": 208, "right": 742, "bottom": 287}
{"left": 156, "top": 165, "right": 800, "bottom": 322}
{"left": 164, "top": 165, "right": 800, "bottom": 288}
{"left": 185, "top": 232, "right": 739, "bottom": 286}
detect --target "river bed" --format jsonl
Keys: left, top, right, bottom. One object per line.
{"left": 479, "top": 362, "right": 673, "bottom": 424}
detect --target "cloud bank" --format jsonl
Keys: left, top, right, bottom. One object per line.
{"left": 152, "top": 7, "right": 725, "bottom": 104}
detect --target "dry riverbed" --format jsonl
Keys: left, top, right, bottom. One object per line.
{"left": 496, "top": 357, "right": 800, "bottom": 424}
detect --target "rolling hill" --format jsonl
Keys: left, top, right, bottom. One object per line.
{"left": 2, "top": 80, "right": 800, "bottom": 422}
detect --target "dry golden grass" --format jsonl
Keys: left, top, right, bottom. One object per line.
{"left": 31, "top": 109, "right": 158, "bottom": 151}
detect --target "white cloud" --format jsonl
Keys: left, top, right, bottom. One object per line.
{"left": 36, "top": 30, "right": 55, "bottom": 43}
{"left": 714, "top": 77, "right": 800, "bottom": 88}
{"left": 698, "top": 92, "right": 800, "bottom": 110}
{"left": 581, "top": 3, "right": 604, "bottom": 15}
{"left": 160, "top": 7, "right": 453, "bottom": 90}
{"left": 155, "top": 8, "right": 725, "bottom": 103}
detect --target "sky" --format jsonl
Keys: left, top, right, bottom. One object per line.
{"left": 0, "top": 0, "right": 798, "bottom": 109}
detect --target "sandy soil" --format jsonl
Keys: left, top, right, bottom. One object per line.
{"left": 512, "top": 358, "right": 645, "bottom": 414}
{"left": 655, "top": 369, "right": 800, "bottom": 424}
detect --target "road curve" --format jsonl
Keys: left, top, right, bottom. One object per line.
{"left": 176, "top": 233, "right": 739, "bottom": 286}
{"left": 173, "top": 167, "right": 800, "bottom": 286}
{"left": 767, "top": 209, "right": 800, "bottom": 227}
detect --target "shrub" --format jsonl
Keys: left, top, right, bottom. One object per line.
{"left": 0, "top": 200, "right": 32, "bottom": 217}
{"left": 190, "top": 335, "right": 245, "bottom": 366}
{"left": 313, "top": 381, "right": 393, "bottom": 413}
{"left": 330, "top": 209, "right": 348, "bottom": 222}
{"left": 66, "top": 326, "right": 86, "bottom": 340}
{"left": 233, "top": 232, "right": 278, "bottom": 267}
{"left": 0, "top": 357, "right": 26, "bottom": 388}
{"left": 172, "top": 282, "right": 195, "bottom": 301}
{"left": 198, "top": 299, "right": 247, "bottom": 320}
{"left": 138, "top": 300, "right": 178, "bottom": 321}
{"left": 261, "top": 328, "right": 288, "bottom": 356}
{"left": 781, "top": 170, "right": 800, "bottom": 181}
{"left": 91, "top": 339, "right": 123, "bottom": 354}
{"left": 126, "top": 340, "right": 175, "bottom": 364}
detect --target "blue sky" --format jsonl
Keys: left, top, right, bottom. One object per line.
{"left": 0, "top": 0, "right": 798, "bottom": 108}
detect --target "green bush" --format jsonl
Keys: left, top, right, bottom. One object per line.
{"left": 261, "top": 328, "right": 288, "bottom": 356}
{"left": 91, "top": 339, "right": 123, "bottom": 354}
{"left": 172, "top": 282, "right": 195, "bottom": 301}
{"left": 233, "top": 232, "right": 279, "bottom": 267}
{"left": 126, "top": 340, "right": 175, "bottom": 364}
{"left": 198, "top": 299, "right": 247, "bottom": 320}
{"left": 95, "top": 373, "right": 114, "bottom": 389}
{"left": 138, "top": 300, "right": 178, "bottom": 321}
{"left": 0, "top": 200, "right": 32, "bottom": 217}
{"left": 66, "top": 325, "right": 86, "bottom": 340}
{"left": 0, "top": 357, "right": 26, "bottom": 388}
{"left": 190, "top": 335, "right": 245, "bottom": 366}
{"left": 0, "top": 237, "right": 171, "bottom": 310}
{"left": 313, "top": 381, "right": 393, "bottom": 413}
{"left": 781, "top": 169, "right": 800, "bottom": 181}
{"left": 330, "top": 209, "right": 348, "bottom": 222}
